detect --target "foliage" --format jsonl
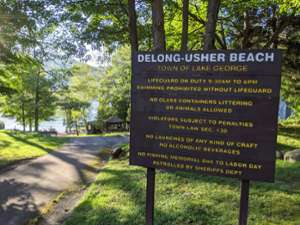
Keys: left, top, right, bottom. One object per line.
{"left": 0, "top": 130, "right": 68, "bottom": 167}
{"left": 57, "top": 63, "right": 102, "bottom": 133}
{"left": 60, "top": 0, "right": 300, "bottom": 108}
{"left": 97, "top": 45, "right": 131, "bottom": 125}
{"left": 62, "top": 0, "right": 152, "bottom": 52}
{"left": 0, "top": 0, "right": 36, "bottom": 61}
{"left": 281, "top": 32, "right": 300, "bottom": 113}
{"left": 0, "top": 54, "right": 36, "bottom": 95}
{"left": 1, "top": 0, "right": 299, "bottom": 120}
{"left": 0, "top": 54, "right": 57, "bottom": 131}
{"left": 219, "top": 1, "right": 300, "bottom": 108}
{"left": 0, "top": 0, "right": 83, "bottom": 131}
{"left": 0, "top": 0, "right": 80, "bottom": 60}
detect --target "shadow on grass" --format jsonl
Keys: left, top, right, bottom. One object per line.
{"left": 277, "top": 142, "right": 296, "bottom": 151}
{"left": 5, "top": 131, "right": 57, "bottom": 152}
{"left": 3, "top": 132, "right": 98, "bottom": 184}
{"left": 0, "top": 134, "right": 128, "bottom": 225}
{"left": 169, "top": 161, "right": 300, "bottom": 195}
{"left": 65, "top": 165, "right": 218, "bottom": 225}
{"left": 2, "top": 133, "right": 126, "bottom": 185}
{"left": 278, "top": 126, "right": 300, "bottom": 139}
{"left": 0, "top": 140, "right": 11, "bottom": 149}
{"left": 65, "top": 158, "right": 300, "bottom": 225}
{"left": 5, "top": 131, "right": 69, "bottom": 150}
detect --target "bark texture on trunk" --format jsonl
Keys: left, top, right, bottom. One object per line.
{"left": 241, "top": 11, "right": 251, "bottom": 49}
{"left": 128, "top": 0, "right": 138, "bottom": 52}
{"left": 34, "top": 72, "right": 40, "bottom": 132}
{"left": 152, "top": 0, "right": 166, "bottom": 51}
{"left": 181, "top": 0, "right": 189, "bottom": 51}
{"left": 145, "top": 3, "right": 166, "bottom": 223}
{"left": 204, "top": 0, "right": 221, "bottom": 50}
{"left": 29, "top": 117, "right": 32, "bottom": 132}
{"left": 75, "top": 122, "right": 79, "bottom": 136}
{"left": 21, "top": 100, "right": 26, "bottom": 132}
{"left": 271, "top": 5, "right": 278, "bottom": 49}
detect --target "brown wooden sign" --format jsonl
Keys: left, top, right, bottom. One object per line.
{"left": 130, "top": 50, "right": 281, "bottom": 182}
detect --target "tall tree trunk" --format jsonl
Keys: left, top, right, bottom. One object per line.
{"left": 146, "top": 2, "right": 166, "bottom": 222}
{"left": 34, "top": 72, "right": 40, "bottom": 132}
{"left": 204, "top": 0, "right": 221, "bottom": 50}
{"left": 152, "top": 0, "right": 166, "bottom": 51}
{"left": 128, "top": 0, "right": 138, "bottom": 52}
{"left": 271, "top": 5, "right": 278, "bottom": 49}
{"left": 220, "top": 18, "right": 227, "bottom": 49}
{"left": 241, "top": 10, "right": 251, "bottom": 49}
{"left": 29, "top": 116, "right": 32, "bottom": 132}
{"left": 21, "top": 99, "right": 26, "bottom": 132}
{"left": 75, "top": 121, "right": 79, "bottom": 136}
{"left": 181, "top": 0, "right": 189, "bottom": 51}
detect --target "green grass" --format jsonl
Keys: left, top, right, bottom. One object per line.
{"left": 277, "top": 125, "right": 300, "bottom": 151}
{"left": 99, "top": 132, "right": 129, "bottom": 137}
{"left": 0, "top": 130, "right": 68, "bottom": 167}
{"left": 64, "top": 125, "right": 300, "bottom": 225}
{"left": 64, "top": 159, "right": 300, "bottom": 225}
{"left": 64, "top": 132, "right": 129, "bottom": 137}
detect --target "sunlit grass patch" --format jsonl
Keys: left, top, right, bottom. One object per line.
{"left": 277, "top": 125, "right": 300, "bottom": 151}
{"left": 64, "top": 158, "right": 300, "bottom": 225}
{"left": 0, "top": 131, "right": 68, "bottom": 167}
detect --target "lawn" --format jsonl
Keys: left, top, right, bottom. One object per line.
{"left": 0, "top": 130, "right": 68, "bottom": 167}
{"left": 64, "top": 125, "right": 300, "bottom": 225}
{"left": 64, "top": 159, "right": 300, "bottom": 225}
{"left": 277, "top": 125, "right": 300, "bottom": 152}
{"left": 64, "top": 131, "right": 129, "bottom": 137}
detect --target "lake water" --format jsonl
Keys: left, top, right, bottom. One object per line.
{"left": 0, "top": 100, "right": 290, "bottom": 132}
{"left": 0, "top": 101, "right": 99, "bottom": 133}
{"left": 0, "top": 116, "right": 66, "bottom": 132}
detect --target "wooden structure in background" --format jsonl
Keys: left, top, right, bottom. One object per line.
{"left": 105, "top": 116, "right": 129, "bottom": 132}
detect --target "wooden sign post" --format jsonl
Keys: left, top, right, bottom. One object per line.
{"left": 130, "top": 50, "right": 281, "bottom": 225}
{"left": 239, "top": 180, "right": 250, "bottom": 225}
{"left": 146, "top": 168, "right": 155, "bottom": 225}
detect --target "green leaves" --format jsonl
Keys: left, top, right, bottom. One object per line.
{"left": 98, "top": 45, "right": 131, "bottom": 123}
{"left": 55, "top": 63, "right": 103, "bottom": 132}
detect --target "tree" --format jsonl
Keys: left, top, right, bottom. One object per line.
{"left": 0, "top": 120, "right": 4, "bottom": 130}
{"left": 204, "top": 0, "right": 220, "bottom": 49}
{"left": 219, "top": 1, "right": 299, "bottom": 113}
{"left": 57, "top": 63, "right": 102, "bottom": 134}
{"left": 1, "top": 0, "right": 298, "bottom": 127}
{"left": 0, "top": 0, "right": 82, "bottom": 131}
{"left": 128, "top": 0, "right": 138, "bottom": 52}
{"left": 97, "top": 46, "right": 131, "bottom": 125}
{"left": 59, "top": 98, "right": 90, "bottom": 135}
{"left": 0, "top": 55, "right": 56, "bottom": 131}
{"left": 152, "top": 0, "right": 166, "bottom": 50}
{"left": 181, "top": 0, "right": 189, "bottom": 51}
{"left": 281, "top": 31, "right": 300, "bottom": 115}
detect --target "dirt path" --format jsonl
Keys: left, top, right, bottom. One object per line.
{"left": 0, "top": 135, "right": 128, "bottom": 225}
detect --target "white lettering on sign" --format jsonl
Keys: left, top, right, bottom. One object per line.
{"left": 229, "top": 52, "right": 274, "bottom": 62}
{"left": 137, "top": 52, "right": 275, "bottom": 63}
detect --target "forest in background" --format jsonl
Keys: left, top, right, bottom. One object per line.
{"left": 0, "top": 0, "right": 299, "bottom": 133}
